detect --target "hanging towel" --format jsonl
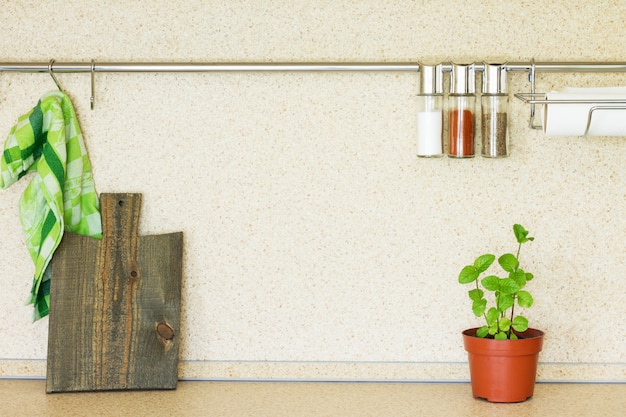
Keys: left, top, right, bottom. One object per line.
{"left": 1, "top": 91, "right": 102, "bottom": 320}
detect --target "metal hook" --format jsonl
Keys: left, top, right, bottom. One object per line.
{"left": 48, "top": 59, "right": 63, "bottom": 91}
{"left": 90, "top": 59, "right": 95, "bottom": 110}
{"left": 528, "top": 58, "right": 542, "bottom": 129}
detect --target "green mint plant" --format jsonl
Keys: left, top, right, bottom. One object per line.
{"left": 458, "top": 224, "right": 535, "bottom": 340}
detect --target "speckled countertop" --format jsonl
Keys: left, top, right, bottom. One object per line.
{"left": 1, "top": 380, "right": 625, "bottom": 417}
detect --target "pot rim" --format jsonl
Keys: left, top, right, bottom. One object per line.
{"left": 462, "top": 327, "right": 544, "bottom": 355}
{"left": 462, "top": 327, "right": 544, "bottom": 340}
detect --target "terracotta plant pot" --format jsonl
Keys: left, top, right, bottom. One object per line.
{"left": 462, "top": 327, "right": 544, "bottom": 403}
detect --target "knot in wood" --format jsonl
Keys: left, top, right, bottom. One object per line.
{"left": 156, "top": 322, "right": 175, "bottom": 341}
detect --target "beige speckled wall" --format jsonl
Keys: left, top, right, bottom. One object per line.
{"left": 0, "top": 1, "right": 625, "bottom": 382}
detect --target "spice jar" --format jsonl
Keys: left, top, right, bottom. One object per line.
{"left": 417, "top": 64, "right": 444, "bottom": 157}
{"left": 481, "top": 63, "right": 509, "bottom": 157}
{"left": 448, "top": 64, "right": 476, "bottom": 158}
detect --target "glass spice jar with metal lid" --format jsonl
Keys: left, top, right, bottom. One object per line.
{"left": 481, "top": 63, "right": 509, "bottom": 157}
{"left": 417, "top": 64, "right": 444, "bottom": 157}
{"left": 448, "top": 63, "right": 476, "bottom": 158}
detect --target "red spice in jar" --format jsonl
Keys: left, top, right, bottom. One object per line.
{"left": 449, "top": 109, "right": 475, "bottom": 157}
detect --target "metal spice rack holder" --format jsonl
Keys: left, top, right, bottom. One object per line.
{"left": 1, "top": 59, "right": 626, "bottom": 134}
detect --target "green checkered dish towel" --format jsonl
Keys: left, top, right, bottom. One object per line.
{"left": 1, "top": 91, "right": 102, "bottom": 320}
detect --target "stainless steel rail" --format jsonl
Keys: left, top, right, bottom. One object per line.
{"left": 1, "top": 61, "right": 626, "bottom": 73}
{"left": 2, "top": 60, "right": 625, "bottom": 125}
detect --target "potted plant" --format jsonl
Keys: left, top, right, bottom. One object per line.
{"left": 458, "top": 224, "right": 544, "bottom": 403}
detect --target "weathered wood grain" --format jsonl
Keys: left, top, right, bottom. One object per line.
{"left": 46, "top": 193, "right": 183, "bottom": 393}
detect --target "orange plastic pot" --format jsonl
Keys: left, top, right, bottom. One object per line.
{"left": 462, "top": 328, "right": 544, "bottom": 403}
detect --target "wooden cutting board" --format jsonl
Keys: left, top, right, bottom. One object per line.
{"left": 46, "top": 193, "right": 183, "bottom": 393}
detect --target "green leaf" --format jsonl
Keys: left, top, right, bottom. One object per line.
{"left": 481, "top": 275, "right": 500, "bottom": 291}
{"left": 468, "top": 288, "right": 484, "bottom": 301}
{"left": 474, "top": 254, "right": 495, "bottom": 273}
{"left": 512, "top": 315, "right": 529, "bottom": 332}
{"left": 495, "top": 332, "right": 508, "bottom": 340}
{"left": 498, "top": 254, "right": 519, "bottom": 273}
{"left": 499, "top": 317, "right": 512, "bottom": 332}
{"left": 525, "top": 272, "right": 534, "bottom": 281}
{"left": 510, "top": 333, "right": 518, "bottom": 340}
{"left": 513, "top": 224, "right": 534, "bottom": 244}
{"left": 476, "top": 326, "right": 489, "bottom": 338}
{"left": 510, "top": 269, "right": 527, "bottom": 288}
{"left": 459, "top": 265, "right": 479, "bottom": 284}
{"left": 472, "top": 299, "right": 487, "bottom": 317}
{"left": 486, "top": 307, "right": 499, "bottom": 325}
{"left": 499, "top": 278, "right": 521, "bottom": 295}
{"left": 488, "top": 322, "right": 498, "bottom": 335}
{"left": 517, "top": 290, "right": 534, "bottom": 308}
{"left": 498, "top": 294, "right": 514, "bottom": 312}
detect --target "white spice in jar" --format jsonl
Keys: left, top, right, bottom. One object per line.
{"left": 417, "top": 109, "right": 443, "bottom": 157}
